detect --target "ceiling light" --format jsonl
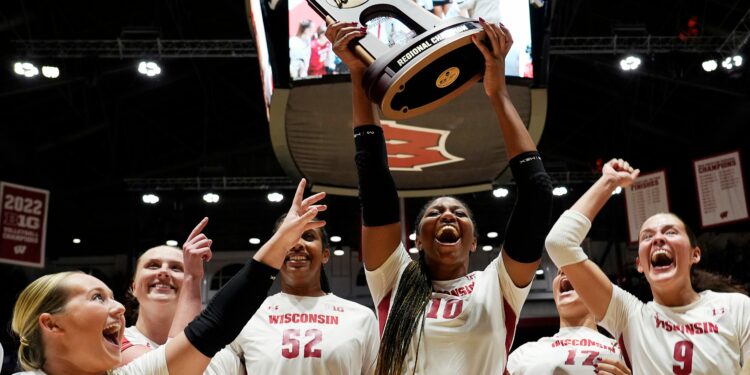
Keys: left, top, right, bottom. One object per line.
{"left": 619, "top": 55, "right": 641, "bottom": 71}
{"left": 487, "top": 231, "right": 498, "bottom": 238}
{"left": 720, "top": 55, "right": 743, "bottom": 70}
{"left": 552, "top": 186, "right": 568, "bottom": 196}
{"left": 137, "top": 61, "right": 161, "bottom": 77}
{"left": 203, "top": 192, "right": 220, "bottom": 203}
{"left": 482, "top": 245, "right": 493, "bottom": 252}
{"left": 330, "top": 235, "right": 342, "bottom": 243}
{"left": 409, "top": 232, "right": 416, "bottom": 241}
{"left": 267, "top": 192, "right": 284, "bottom": 203}
{"left": 41, "top": 66, "right": 60, "bottom": 78}
{"left": 612, "top": 186, "right": 622, "bottom": 195}
{"left": 14, "top": 62, "right": 39, "bottom": 78}
{"left": 408, "top": 247, "right": 419, "bottom": 254}
{"left": 492, "top": 187, "right": 509, "bottom": 198}
{"left": 142, "top": 193, "right": 160, "bottom": 204}
{"left": 333, "top": 249, "right": 345, "bottom": 256}
{"left": 249, "top": 237, "right": 261, "bottom": 245}
{"left": 535, "top": 269, "right": 544, "bottom": 275}
{"left": 733, "top": 55, "right": 743, "bottom": 67}
{"left": 72, "top": 238, "right": 81, "bottom": 244}
{"left": 702, "top": 59, "right": 718, "bottom": 72}
{"left": 166, "top": 240, "right": 178, "bottom": 247}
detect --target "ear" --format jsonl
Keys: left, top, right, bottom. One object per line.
{"left": 415, "top": 238, "right": 422, "bottom": 251}
{"left": 635, "top": 257, "right": 643, "bottom": 273}
{"left": 470, "top": 236, "right": 477, "bottom": 253}
{"left": 691, "top": 246, "right": 702, "bottom": 265}
{"left": 39, "top": 313, "right": 62, "bottom": 334}
{"left": 321, "top": 248, "right": 330, "bottom": 264}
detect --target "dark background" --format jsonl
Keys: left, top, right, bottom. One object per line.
{"left": 1, "top": 0, "right": 749, "bottom": 372}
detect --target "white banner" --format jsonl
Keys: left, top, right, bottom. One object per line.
{"left": 624, "top": 171, "right": 670, "bottom": 243}
{"left": 0, "top": 182, "right": 49, "bottom": 268}
{"left": 693, "top": 151, "right": 748, "bottom": 228}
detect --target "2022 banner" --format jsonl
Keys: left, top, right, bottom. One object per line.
{"left": 0, "top": 181, "right": 49, "bottom": 268}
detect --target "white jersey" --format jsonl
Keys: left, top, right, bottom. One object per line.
{"left": 601, "top": 284, "right": 750, "bottom": 374}
{"left": 121, "top": 325, "right": 243, "bottom": 375}
{"left": 366, "top": 243, "right": 530, "bottom": 375}
{"left": 507, "top": 326, "right": 622, "bottom": 374}
{"left": 230, "top": 292, "right": 379, "bottom": 374}
{"left": 14, "top": 345, "right": 167, "bottom": 375}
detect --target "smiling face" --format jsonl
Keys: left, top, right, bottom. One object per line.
{"left": 280, "top": 226, "right": 330, "bottom": 294}
{"left": 552, "top": 270, "right": 589, "bottom": 320}
{"left": 415, "top": 197, "right": 477, "bottom": 279}
{"left": 131, "top": 246, "right": 184, "bottom": 307}
{"left": 636, "top": 213, "right": 701, "bottom": 296}
{"left": 42, "top": 273, "right": 125, "bottom": 373}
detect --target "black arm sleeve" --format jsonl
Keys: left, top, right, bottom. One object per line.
{"left": 184, "top": 259, "right": 277, "bottom": 357}
{"left": 354, "top": 125, "right": 400, "bottom": 227}
{"left": 502, "top": 151, "right": 554, "bottom": 263}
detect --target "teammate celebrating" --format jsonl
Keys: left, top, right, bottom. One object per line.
{"left": 228, "top": 213, "right": 379, "bottom": 374}
{"left": 506, "top": 269, "right": 630, "bottom": 375}
{"left": 326, "top": 20, "right": 553, "bottom": 374}
{"left": 545, "top": 158, "right": 750, "bottom": 374}
{"left": 10, "top": 178, "right": 325, "bottom": 375}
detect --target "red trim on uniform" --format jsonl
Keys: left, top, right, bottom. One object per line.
{"left": 502, "top": 300, "right": 518, "bottom": 374}
{"left": 120, "top": 336, "right": 133, "bottom": 351}
{"left": 618, "top": 335, "right": 631, "bottom": 369}
{"left": 377, "top": 291, "right": 393, "bottom": 336}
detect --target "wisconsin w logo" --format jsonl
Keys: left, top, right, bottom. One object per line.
{"left": 381, "top": 120, "right": 463, "bottom": 171}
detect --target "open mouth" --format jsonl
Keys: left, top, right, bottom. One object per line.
{"left": 149, "top": 282, "right": 175, "bottom": 293}
{"left": 435, "top": 226, "right": 460, "bottom": 245}
{"left": 650, "top": 248, "right": 674, "bottom": 270}
{"left": 285, "top": 253, "right": 310, "bottom": 265}
{"left": 559, "top": 278, "right": 575, "bottom": 296}
{"left": 102, "top": 322, "right": 121, "bottom": 346}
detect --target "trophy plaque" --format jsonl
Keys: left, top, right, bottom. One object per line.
{"left": 307, "top": 0, "right": 487, "bottom": 119}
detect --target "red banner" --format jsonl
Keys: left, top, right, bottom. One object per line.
{"left": 0, "top": 182, "right": 49, "bottom": 268}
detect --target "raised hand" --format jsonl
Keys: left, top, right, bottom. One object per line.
{"left": 602, "top": 158, "right": 640, "bottom": 189}
{"left": 254, "top": 178, "right": 327, "bottom": 268}
{"left": 472, "top": 19, "right": 513, "bottom": 98}
{"left": 326, "top": 21, "right": 368, "bottom": 74}
{"left": 182, "top": 217, "right": 213, "bottom": 280}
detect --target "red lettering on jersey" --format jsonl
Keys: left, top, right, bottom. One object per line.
{"left": 434, "top": 281, "right": 475, "bottom": 297}
{"left": 381, "top": 121, "right": 463, "bottom": 171}
{"left": 268, "top": 313, "right": 340, "bottom": 325}
{"left": 653, "top": 313, "right": 719, "bottom": 336}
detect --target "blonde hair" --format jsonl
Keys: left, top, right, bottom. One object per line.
{"left": 11, "top": 272, "right": 80, "bottom": 371}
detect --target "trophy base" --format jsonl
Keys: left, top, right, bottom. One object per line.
{"left": 362, "top": 18, "right": 485, "bottom": 120}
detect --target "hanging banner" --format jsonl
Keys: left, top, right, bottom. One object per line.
{"left": 624, "top": 170, "right": 670, "bottom": 243}
{"left": 693, "top": 151, "right": 748, "bottom": 228}
{"left": 0, "top": 182, "right": 49, "bottom": 268}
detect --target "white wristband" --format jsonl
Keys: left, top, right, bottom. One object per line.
{"left": 545, "top": 210, "right": 591, "bottom": 267}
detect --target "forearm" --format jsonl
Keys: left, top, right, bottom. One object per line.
{"left": 253, "top": 233, "right": 289, "bottom": 270}
{"left": 168, "top": 275, "right": 203, "bottom": 338}
{"left": 351, "top": 70, "right": 379, "bottom": 127}
{"left": 489, "top": 90, "right": 536, "bottom": 159}
{"left": 570, "top": 175, "right": 619, "bottom": 221}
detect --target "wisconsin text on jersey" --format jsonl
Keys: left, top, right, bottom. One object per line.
{"left": 268, "top": 313, "right": 340, "bottom": 325}
{"left": 550, "top": 338, "right": 617, "bottom": 353}
{"left": 654, "top": 313, "right": 719, "bottom": 335}
{"left": 434, "top": 275, "right": 477, "bottom": 297}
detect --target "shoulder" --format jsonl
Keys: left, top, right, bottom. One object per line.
{"left": 327, "top": 295, "right": 376, "bottom": 316}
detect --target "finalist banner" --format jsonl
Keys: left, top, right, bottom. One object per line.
{"left": 624, "top": 171, "right": 670, "bottom": 243}
{"left": 0, "top": 182, "right": 49, "bottom": 268}
{"left": 693, "top": 151, "right": 748, "bottom": 228}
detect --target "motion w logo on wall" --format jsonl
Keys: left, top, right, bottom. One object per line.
{"left": 381, "top": 120, "right": 463, "bottom": 171}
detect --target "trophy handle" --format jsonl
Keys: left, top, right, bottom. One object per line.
{"left": 324, "top": 16, "right": 375, "bottom": 65}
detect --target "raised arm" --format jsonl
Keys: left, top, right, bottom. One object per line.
{"left": 326, "top": 22, "right": 402, "bottom": 271}
{"left": 168, "top": 218, "right": 213, "bottom": 338}
{"left": 473, "top": 21, "right": 553, "bottom": 286}
{"left": 545, "top": 159, "right": 639, "bottom": 320}
{"left": 163, "top": 179, "right": 326, "bottom": 375}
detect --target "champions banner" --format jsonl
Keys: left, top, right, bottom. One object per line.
{"left": 693, "top": 151, "right": 748, "bottom": 228}
{"left": 624, "top": 171, "right": 670, "bottom": 243}
{"left": 0, "top": 182, "right": 49, "bottom": 268}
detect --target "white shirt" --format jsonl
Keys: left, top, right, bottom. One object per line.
{"left": 230, "top": 292, "right": 379, "bottom": 374}
{"left": 121, "top": 325, "right": 242, "bottom": 375}
{"left": 366, "top": 243, "right": 530, "bottom": 375}
{"left": 601, "top": 285, "right": 750, "bottom": 374}
{"left": 507, "top": 326, "right": 623, "bottom": 374}
{"left": 14, "top": 345, "right": 167, "bottom": 375}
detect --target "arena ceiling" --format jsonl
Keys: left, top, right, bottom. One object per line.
{"left": 0, "top": 0, "right": 748, "bottom": 266}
